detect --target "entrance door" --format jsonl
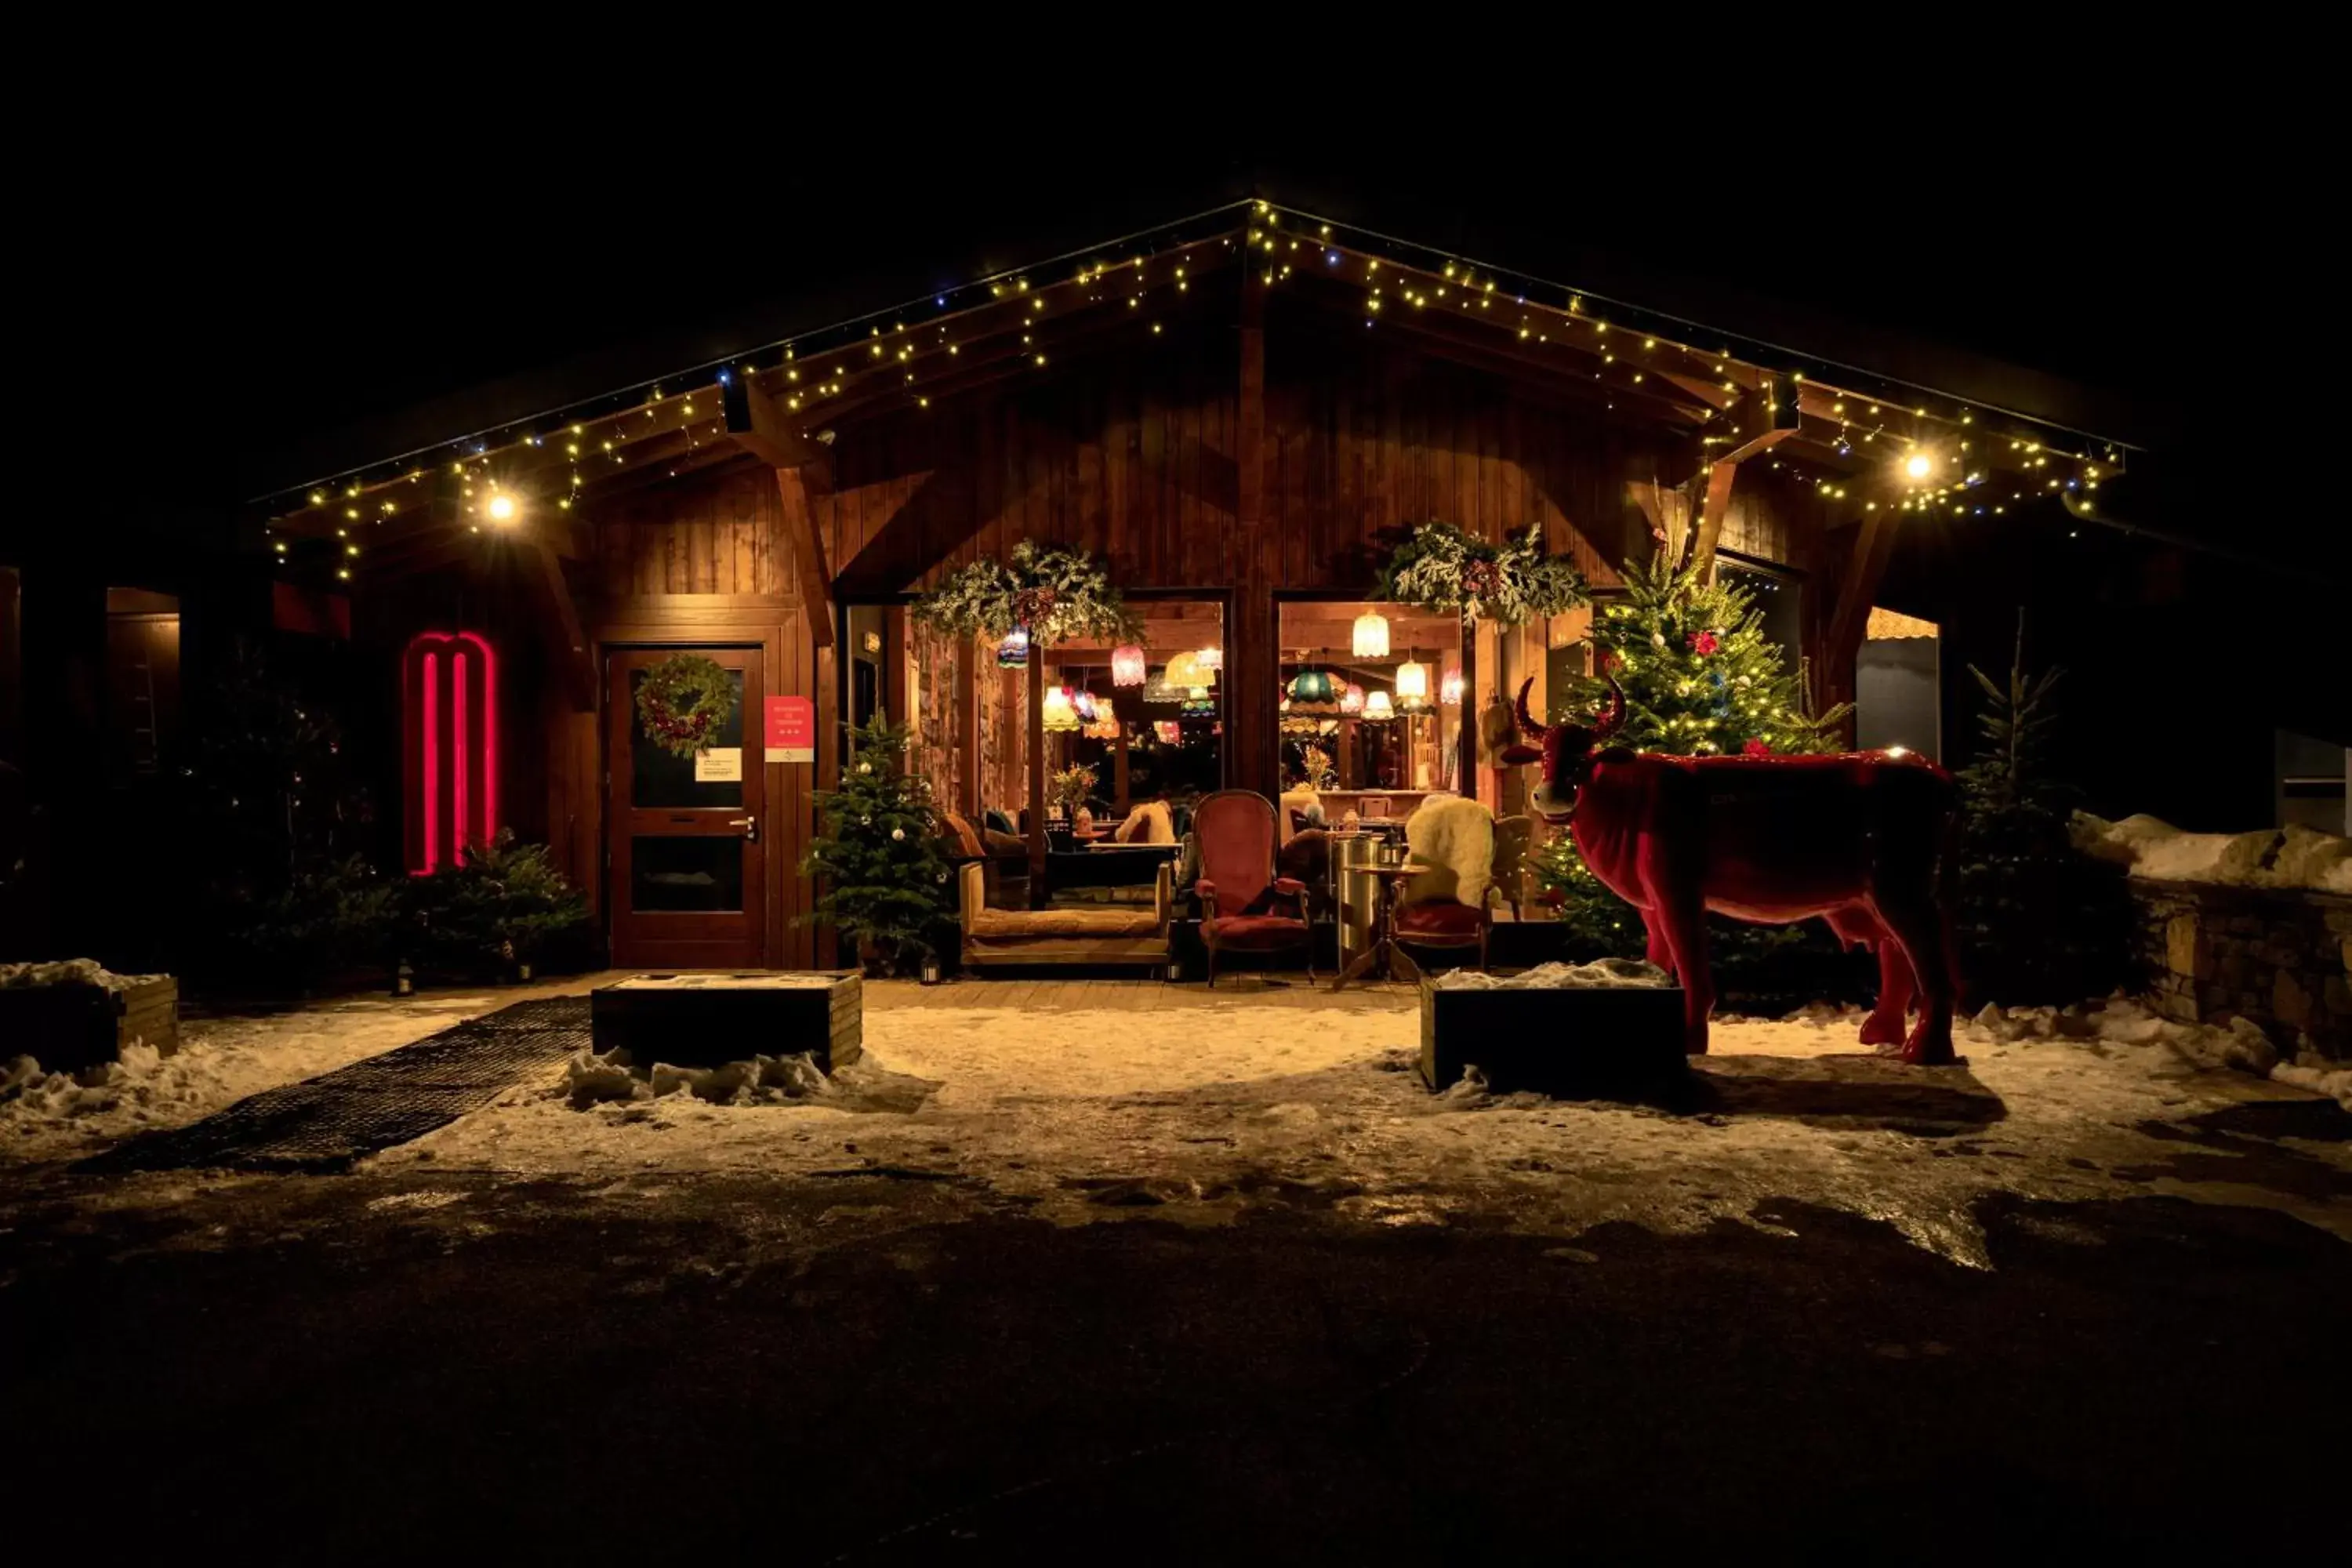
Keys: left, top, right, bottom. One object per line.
{"left": 607, "top": 647, "right": 766, "bottom": 967}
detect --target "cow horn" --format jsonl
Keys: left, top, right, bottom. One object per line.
{"left": 1594, "top": 673, "right": 1626, "bottom": 738}
{"left": 1512, "top": 677, "right": 1548, "bottom": 739}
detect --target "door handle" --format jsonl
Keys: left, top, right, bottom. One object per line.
{"left": 729, "top": 816, "right": 760, "bottom": 843}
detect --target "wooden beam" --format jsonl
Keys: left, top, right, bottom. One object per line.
{"left": 770, "top": 464, "right": 836, "bottom": 648}
{"left": 1026, "top": 651, "right": 1047, "bottom": 908}
{"left": 724, "top": 376, "right": 833, "bottom": 472}
{"left": 1820, "top": 509, "right": 1900, "bottom": 724}
{"left": 1686, "top": 459, "right": 1739, "bottom": 585}
{"left": 524, "top": 537, "right": 596, "bottom": 710}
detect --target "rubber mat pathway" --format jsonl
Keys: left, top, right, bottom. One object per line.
{"left": 77, "top": 996, "right": 592, "bottom": 1174}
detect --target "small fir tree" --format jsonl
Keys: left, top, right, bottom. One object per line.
{"left": 1531, "top": 557, "right": 1864, "bottom": 1007}
{"left": 1952, "top": 618, "right": 2138, "bottom": 1005}
{"left": 406, "top": 829, "right": 590, "bottom": 976}
{"left": 800, "top": 717, "right": 955, "bottom": 974}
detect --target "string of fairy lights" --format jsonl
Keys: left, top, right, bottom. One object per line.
{"left": 260, "top": 197, "right": 2134, "bottom": 587}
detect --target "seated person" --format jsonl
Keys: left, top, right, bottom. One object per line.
{"left": 1116, "top": 797, "right": 1177, "bottom": 844}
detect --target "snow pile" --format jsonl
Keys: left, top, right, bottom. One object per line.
{"left": 1965, "top": 993, "right": 2352, "bottom": 1105}
{"left": 2271, "top": 1055, "right": 2352, "bottom": 1111}
{"left": 2, "top": 1040, "right": 209, "bottom": 1124}
{"left": 2071, "top": 812, "right": 2352, "bottom": 895}
{"left": 1436, "top": 958, "right": 1671, "bottom": 991}
{"left": 0, "top": 958, "right": 166, "bottom": 991}
{"left": 565, "top": 1048, "right": 837, "bottom": 1109}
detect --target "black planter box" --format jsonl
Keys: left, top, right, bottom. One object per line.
{"left": 591, "top": 971, "right": 862, "bottom": 1070}
{"left": 1419, "top": 976, "right": 1686, "bottom": 1097}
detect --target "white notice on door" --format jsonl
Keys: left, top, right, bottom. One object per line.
{"left": 693, "top": 746, "right": 743, "bottom": 782}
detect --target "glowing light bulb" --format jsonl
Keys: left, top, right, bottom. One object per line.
{"left": 1904, "top": 453, "right": 1933, "bottom": 481}
{"left": 485, "top": 492, "right": 517, "bottom": 524}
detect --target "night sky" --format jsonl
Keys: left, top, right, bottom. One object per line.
{"left": 31, "top": 72, "right": 2314, "bottom": 571}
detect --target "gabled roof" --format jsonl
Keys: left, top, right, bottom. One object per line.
{"left": 263, "top": 198, "right": 2129, "bottom": 568}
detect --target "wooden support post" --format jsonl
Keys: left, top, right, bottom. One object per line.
{"left": 1686, "top": 373, "right": 1798, "bottom": 584}
{"left": 1232, "top": 272, "right": 1273, "bottom": 798}
{"left": 1458, "top": 622, "right": 1479, "bottom": 799}
{"left": 1113, "top": 722, "right": 1131, "bottom": 815}
{"left": 1026, "top": 649, "right": 1047, "bottom": 909}
{"left": 522, "top": 538, "right": 595, "bottom": 710}
{"left": 1687, "top": 460, "right": 1740, "bottom": 586}
{"left": 958, "top": 637, "right": 980, "bottom": 817}
{"left": 1820, "top": 510, "right": 1900, "bottom": 725}
{"left": 768, "top": 464, "right": 836, "bottom": 648}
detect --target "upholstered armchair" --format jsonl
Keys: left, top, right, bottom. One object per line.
{"left": 1192, "top": 790, "right": 1313, "bottom": 986}
{"left": 1394, "top": 794, "right": 1499, "bottom": 972}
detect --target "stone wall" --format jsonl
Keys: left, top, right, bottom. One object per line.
{"left": 2132, "top": 878, "right": 2352, "bottom": 1060}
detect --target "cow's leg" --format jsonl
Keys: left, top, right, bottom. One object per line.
{"left": 1871, "top": 893, "right": 1956, "bottom": 1066}
{"left": 1650, "top": 895, "right": 1714, "bottom": 1054}
{"left": 1642, "top": 913, "right": 1675, "bottom": 978}
{"left": 1827, "top": 908, "right": 1914, "bottom": 1048}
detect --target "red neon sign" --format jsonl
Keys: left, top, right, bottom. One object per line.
{"left": 404, "top": 631, "right": 498, "bottom": 872}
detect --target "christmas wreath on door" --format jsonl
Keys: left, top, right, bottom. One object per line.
{"left": 636, "top": 653, "right": 735, "bottom": 758}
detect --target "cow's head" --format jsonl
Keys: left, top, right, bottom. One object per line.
{"left": 1501, "top": 675, "right": 1626, "bottom": 822}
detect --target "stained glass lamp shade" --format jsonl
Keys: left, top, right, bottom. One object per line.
{"left": 1041, "top": 687, "right": 1080, "bottom": 732}
{"left": 1341, "top": 683, "right": 1364, "bottom": 714}
{"left": 996, "top": 627, "right": 1029, "bottom": 668}
{"left": 1362, "top": 690, "right": 1396, "bottom": 720}
{"left": 1110, "top": 644, "right": 1147, "bottom": 687}
{"left": 1351, "top": 612, "right": 1389, "bottom": 659}
{"left": 1287, "top": 669, "right": 1335, "bottom": 704}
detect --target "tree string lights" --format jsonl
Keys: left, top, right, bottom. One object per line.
{"left": 261, "top": 198, "right": 2133, "bottom": 588}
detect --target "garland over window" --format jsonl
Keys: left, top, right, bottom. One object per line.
{"left": 1373, "top": 521, "right": 1588, "bottom": 626}
{"left": 635, "top": 652, "right": 734, "bottom": 758}
{"left": 912, "top": 540, "right": 1137, "bottom": 646}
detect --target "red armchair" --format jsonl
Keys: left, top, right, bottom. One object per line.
{"left": 1192, "top": 790, "right": 1313, "bottom": 986}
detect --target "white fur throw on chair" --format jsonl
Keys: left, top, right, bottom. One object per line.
{"left": 1405, "top": 794, "right": 1494, "bottom": 909}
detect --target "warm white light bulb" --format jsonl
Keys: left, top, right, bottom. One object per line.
{"left": 485, "top": 492, "right": 517, "bottom": 523}
{"left": 1904, "top": 453, "right": 1933, "bottom": 481}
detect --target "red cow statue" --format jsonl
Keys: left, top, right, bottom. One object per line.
{"left": 1504, "top": 677, "right": 1962, "bottom": 1065}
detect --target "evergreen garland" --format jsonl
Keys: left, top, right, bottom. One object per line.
{"left": 799, "top": 716, "right": 956, "bottom": 975}
{"left": 913, "top": 540, "right": 1138, "bottom": 646}
{"left": 1374, "top": 521, "right": 1588, "bottom": 626}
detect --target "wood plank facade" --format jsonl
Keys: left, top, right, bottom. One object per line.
{"left": 320, "top": 215, "right": 1944, "bottom": 970}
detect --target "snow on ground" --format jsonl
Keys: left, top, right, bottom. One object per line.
{"left": 367, "top": 980, "right": 2352, "bottom": 1269}
{"left": 0, "top": 985, "right": 580, "bottom": 1162}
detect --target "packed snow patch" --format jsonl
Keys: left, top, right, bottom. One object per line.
{"left": 566, "top": 1048, "right": 835, "bottom": 1109}
{"left": 0, "top": 958, "right": 167, "bottom": 991}
{"left": 2071, "top": 811, "right": 2352, "bottom": 894}
{"left": 1435, "top": 958, "right": 1672, "bottom": 990}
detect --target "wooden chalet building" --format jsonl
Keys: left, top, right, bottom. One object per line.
{"left": 249, "top": 198, "right": 2129, "bottom": 971}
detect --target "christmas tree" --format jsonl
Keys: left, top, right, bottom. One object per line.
{"left": 1952, "top": 619, "right": 2138, "bottom": 1004}
{"left": 800, "top": 716, "right": 955, "bottom": 975}
{"left": 1531, "top": 557, "right": 1861, "bottom": 1007}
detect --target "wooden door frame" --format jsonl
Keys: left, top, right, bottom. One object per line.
{"left": 601, "top": 597, "right": 797, "bottom": 969}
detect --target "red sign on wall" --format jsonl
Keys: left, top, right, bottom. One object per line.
{"left": 764, "top": 695, "right": 815, "bottom": 762}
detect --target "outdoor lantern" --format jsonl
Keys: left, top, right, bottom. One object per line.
{"left": 1352, "top": 610, "right": 1390, "bottom": 658}
{"left": 997, "top": 626, "right": 1029, "bottom": 667}
{"left": 1287, "top": 669, "right": 1334, "bottom": 704}
{"left": 1195, "top": 645, "right": 1222, "bottom": 676}
{"left": 1395, "top": 658, "right": 1431, "bottom": 712}
{"left": 1111, "top": 644, "right": 1147, "bottom": 686}
{"left": 1341, "top": 682, "right": 1364, "bottom": 714}
{"left": 1362, "top": 690, "right": 1396, "bottom": 720}
{"left": 1163, "top": 650, "right": 1205, "bottom": 688}
{"left": 1440, "top": 667, "right": 1465, "bottom": 706}
{"left": 1041, "top": 686, "right": 1080, "bottom": 732}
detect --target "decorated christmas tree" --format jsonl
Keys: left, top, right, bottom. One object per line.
{"left": 1532, "top": 557, "right": 1860, "bottom": 1006}
{"left": 800, "top": 716, "right": 955, "bottom": 975}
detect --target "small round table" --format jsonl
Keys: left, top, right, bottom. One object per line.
{"left": 1331, "top": 862, "right": 1435, "bottom": 990}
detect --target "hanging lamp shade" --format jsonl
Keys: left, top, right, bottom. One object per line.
{"left": 1341, "top": 682, "right": 1365, "bottom": 714}
{"left": 1440, "top": 668, "right": 1465, "bottom": 706}
{"left": 1041, "top": 686, "right": 1080, "bottom": 732}
{"left": 1072, "top": 689, "right": 1098, "bottom": 722}
{"left": 1082, "top": 714, "right": 1120, "bottom": 740}
{"left": 1195, "top": 645, "right": 1222, "bottom": 675}
{"left": 1351, "top": 611, "right": 1390, "bottom": 659}
{"left": 996, "top": 626, "right": 1029, "bottom": 667}
{"left": 1287, "top": 668, "right": 1335, "bottom": 704}
{"left": 1395, "top": 658, "right": 1431, "bottom": 712}
{"left": 1110, "top": 644, "right": 1147, "bottom": 687}
{"left": 1163, "top": 651, "right": 1205, "bottom": 688}
{"left": 1154, "top": 720, "right": 1181, "bottom": 745}
{"left": 1362, "top": 690, "right": 1396, "bottom": 720}
{"left": 1142, "top": 672, "right": 1181, "bottom": 705}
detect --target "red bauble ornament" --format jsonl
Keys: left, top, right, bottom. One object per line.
{"left": 1596, "top": 649, "right": 1617, "bottom": 673}
{"left": 1688, "top": 630, "right": 1720, "bottom": 656}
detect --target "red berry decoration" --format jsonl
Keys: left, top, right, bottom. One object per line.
{"left": 1011, "top": 586, "right": 1058, "bottom": 629}
{"left": 1596, "top": 649, "right": 1618, "bottom": 673}
{"left": 1742, "top": 737, "right": 1770, "bottom": 757}
{"left": 1688, "top": 630, "right": 1720, "bottom": 656}
{"left": 1461, "top": 558, "right": 1502, "bottom": 600}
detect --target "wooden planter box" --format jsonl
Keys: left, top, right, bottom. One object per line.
{"left": 590, "top": 971, "right": 862, "bottom": 1070}
{"left": 1419, "top": 976, "right": 1685, "bottom": 1097}
{"left": 0, "top": 977, "right": 179, "bottom": 1073}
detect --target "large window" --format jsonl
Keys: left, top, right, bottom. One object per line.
{"left": 1277, "top": 601, "right": 1462, "bottom": 813}
{"left": 1040, "top": 597, "right": 1224, "bottom": 818}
